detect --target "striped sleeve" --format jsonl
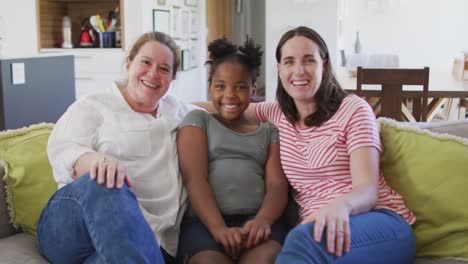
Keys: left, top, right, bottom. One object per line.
{"left": 255, "top": 102, "right": 282, "bottom": 126}
{"left": 344, "top": 97, "right": 381, "bottom": 154}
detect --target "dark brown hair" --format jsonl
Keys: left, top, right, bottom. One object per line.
{"left": 276, "top": 26, "right": 347, "bottom": 127}
{"left": 127, "top": 31, "right": 180, "bottom": 80}
{"left": 206, "top": 36, "right": 263, "bottom": 85}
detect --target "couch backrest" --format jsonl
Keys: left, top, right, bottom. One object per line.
{"left": 417, "top": 119, "right": 468, "bottom": 138}
{"left": 0, "top": 166, "right": 18, "bottom": 238}
{"left": 0, "top": 119, "right": 467, "bottom": 239}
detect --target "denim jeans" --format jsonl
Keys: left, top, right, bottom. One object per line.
{"left": 36, "top": 173, "right": 164, "bottom": 264}
{"left": 275, "top": 209, "right": 415, "bottom": 264}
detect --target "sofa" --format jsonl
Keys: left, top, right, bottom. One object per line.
{"left": 1, "top": 119, "right": 468, "bottom": 264}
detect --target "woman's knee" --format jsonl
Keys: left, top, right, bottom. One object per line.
{"left": 74, "top": 172, "right": 129, "bottom": 191}
{"left": 69, "top": 172, "right": 134, "bottom": 203}
{"left": 277, "top": 223, "right": 331, "bottom": 263}
{"left": 284, "top": 223, "right": 315, "bottom": 244}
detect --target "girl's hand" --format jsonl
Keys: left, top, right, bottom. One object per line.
{"left": 89, "top": 156, "right": 132, "bottom": 189}
{"left": 211, "top": 226, "right": 244, "bottom": 259}
{"left": 241, "top": 217, "right": 272, "bottom": 248}
{"left": 301, "top": 199, "right": 351, "bottom": 257}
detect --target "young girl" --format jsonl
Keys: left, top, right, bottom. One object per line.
{"left": 176, "top": 37, "right": 289, "bottom": 264}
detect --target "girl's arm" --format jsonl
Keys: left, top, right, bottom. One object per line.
{"left": 242, "top": 142, "right": 289, "bottom": 248}
{"left": 177, "top": 125, "right": 243, "bottom": 258}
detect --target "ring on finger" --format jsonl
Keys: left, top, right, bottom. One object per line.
{"left": 101, "top": 158, "right": 108, "bottom": 164}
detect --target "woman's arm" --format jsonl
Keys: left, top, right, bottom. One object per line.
{"left": 302, "top": 146, "right": 379, "bottom": 257}
{"left": 242, "top": 142, "right": 289, "bottom": 248}
{"left": 192, "top": 101, "right": 258, "bottom": 122}
{"left": 73, "top": 152, "right": 131, "bottom": 189}
{"left": 48, "top": 100, "right": 129, "bottom": 188}
{"left": 191, "top": 101, "right": 216, "bottom": 112}
{"left": 47, "top": 100, "right": 100, "bottom": 184}
{"left": 342, "top": 147, "right": 379, "bottom": 214}
{"left": 177, "top": 125, "right": 243, "bottom": 257}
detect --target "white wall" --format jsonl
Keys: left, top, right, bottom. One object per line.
{"left": 165, "top": 0, "right": 208, "bottom": 101}
{"left": 111, "top": 0, "right": 209, "bottom": 101}
{"left": 0, "top": 0, "right": 39, "bottom": 58}
{"left": 342, "top": 0, "right": 468, "bottom": 71}
{"left": 265, "top": 0, "right": 339, "bottom": 101}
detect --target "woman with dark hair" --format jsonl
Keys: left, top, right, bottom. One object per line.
{"left": 274, "top": 27, "right": 348, "bottom": 127}
{"left": 197, "top": 26, "right": 419, "bottom": 263}
{"left": 259, "top": 26, "right": 416, "bottom": 263}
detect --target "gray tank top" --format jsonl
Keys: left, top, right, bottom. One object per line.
{"left": 179, "top": 109, "right": 279, "bottom": 215}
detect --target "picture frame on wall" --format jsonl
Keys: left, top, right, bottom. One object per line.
{"left": 190, "top": 10, "right": 199, "bottom": 37}
{"left": 181, "top": 9, "right": 190, "bottom": 38}
{"left": 170, "top": 6, "right": 182, "bottom": 38}
{"left": 175, "top": 39, "right": 189, "bottom": 71}
{"left": 181, "top": 49, "right": 191, "bottom": 71}
{"left": 171, "top": 0, "right": 182, "bottom": 6}
{"left": 190, "top": 39, "right": 198, "bottom": 68}
{"left": 152, "top": 9, "right": 170, "bottom": 35}
{"left": 185, "top": 0, "right": 198, "bottom": 7}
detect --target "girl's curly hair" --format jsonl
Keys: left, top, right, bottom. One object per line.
{"left": 206, "top": 35, "right": 263, "bottom": 84}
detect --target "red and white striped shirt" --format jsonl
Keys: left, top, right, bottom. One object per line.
{"left": 256, "top": 95, "right": 415, "bottom": 224}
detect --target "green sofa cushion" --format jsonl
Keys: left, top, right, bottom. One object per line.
{"left": 0, "top": 123, "right": 57, "bottom": 235}
{"left": 378, "top": 118, "right": 468, "bottom": 260}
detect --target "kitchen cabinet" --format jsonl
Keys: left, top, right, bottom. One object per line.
{"left": 37, "top": 0, "right": 132, "bottom": 99}
{"left": 40, "top": 48, "right": 125, "bottom": 99}
{"left": 36, "top": 0, "right": 124, "bottom": 50}
{"left": 72, "top": 49, "right": 125, "bottom": 98}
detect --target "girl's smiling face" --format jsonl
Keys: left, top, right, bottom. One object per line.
{"left": 209, "top": 62, "right": 255, "bottom": 124}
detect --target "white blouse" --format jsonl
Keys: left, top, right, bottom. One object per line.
{"left": 47, "top": 82, "right": 198, "bottom": 256}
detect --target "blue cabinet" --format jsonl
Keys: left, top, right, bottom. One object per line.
{"left": 0, "top": 55, "right": 75, "bottom": 130}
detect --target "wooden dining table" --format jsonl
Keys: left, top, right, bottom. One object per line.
{"left": 335, "top": 68, "right": 468, "bottom": 121}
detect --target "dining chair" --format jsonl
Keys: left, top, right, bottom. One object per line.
{"left": 356, "top": 67, "right": 430, "bottom": 122}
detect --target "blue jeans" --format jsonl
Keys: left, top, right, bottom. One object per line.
{"left": 36, "top": 173, "right": 164, "bottom": 264}
{"left": 275, "top": 209, "right": 415, "bottom": 264}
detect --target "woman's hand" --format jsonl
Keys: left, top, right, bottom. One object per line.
{"left": 301, "top": 198, "right": 351, "bottom": 257}
{"left": 242, "top": 217, "right": 272, "bottom": 248}
{"left": 211, "top": 226, "right": 244, "bottom": 259}
{"left": 89, "top": 156, "right": 132, "bottom": 189}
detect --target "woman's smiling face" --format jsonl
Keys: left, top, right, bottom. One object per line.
{"left": 277, "top": 35, "right": 325, "bottom": 104}
{"left": 125, "top": 41, "right": 174, "bottom": 109}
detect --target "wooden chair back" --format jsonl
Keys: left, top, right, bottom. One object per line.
{"left": 356, "top": 67, "right": 430, "bottom": 121}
